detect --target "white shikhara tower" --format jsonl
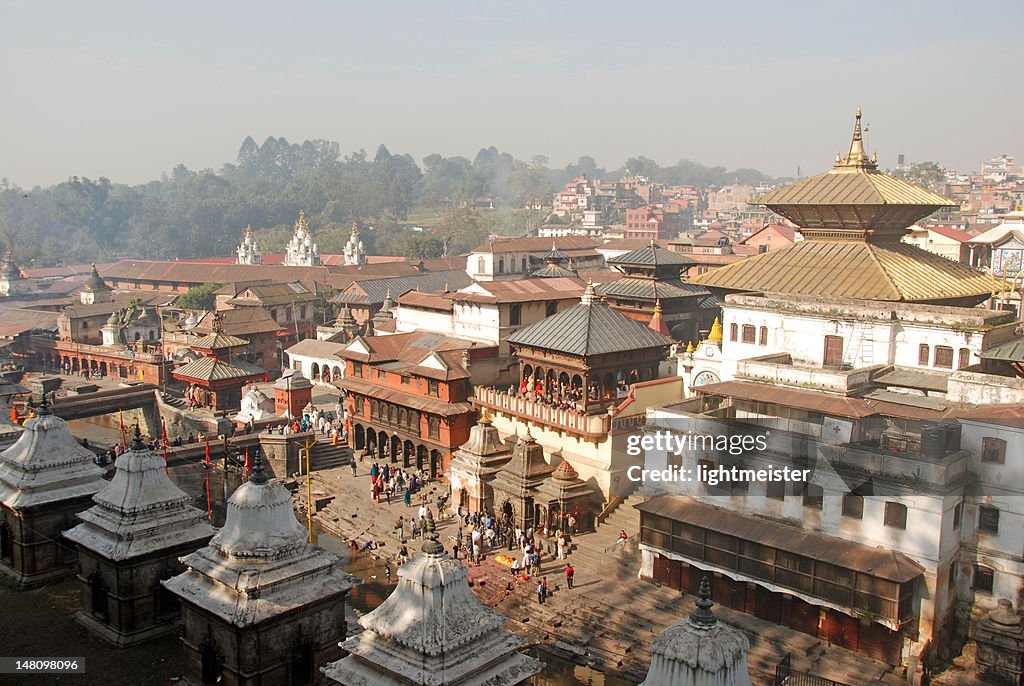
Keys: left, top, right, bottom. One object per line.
{"left": 283, "top": 211, "right": 321, "bottom": 266}
{"left": 323, "top": 512, "right": 542, "bottom": 685}
{"left": 641, "top": 577, "right": 753, "bottom": 686}
{"left": 343, "top": 221, "right": 367, "bottom": 266}
{"left": 236, "top": 225, "right": 262, "bottom": 265}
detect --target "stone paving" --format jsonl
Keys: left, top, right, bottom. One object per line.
{"left": 304, "top": 464, "right": 982, "bottom": 686}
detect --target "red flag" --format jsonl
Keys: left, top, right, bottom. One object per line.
{"left": 244, "top": 448, "right": 251, "bottom": 475}
{"left": 119, "top": 411, "right": 127, "bottom": 450}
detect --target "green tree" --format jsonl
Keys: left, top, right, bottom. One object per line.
{"left": 176, "top": 282, "right": 222, "bottom": 310}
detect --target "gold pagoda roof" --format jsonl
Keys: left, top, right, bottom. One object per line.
{"left": 751, "top": 108, "right": 956, "bottom": 233}
{"left": 690, "top": 239, "right": 994, "bottom": 303}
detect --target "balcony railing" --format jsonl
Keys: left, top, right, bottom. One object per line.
{"left": 474, "top": 386, "right": 611, "bottom": 438}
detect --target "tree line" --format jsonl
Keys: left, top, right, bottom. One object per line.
{"left": 0, "top": 137, "right": 777, "bottom": 265}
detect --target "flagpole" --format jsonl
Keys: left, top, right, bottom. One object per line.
{"left": 204, "top": 436, "right": 212, "bottom": 522}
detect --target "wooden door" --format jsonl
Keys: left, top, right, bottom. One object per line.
{"left": 824, "top": 335, "right": 844, "bottom": 368}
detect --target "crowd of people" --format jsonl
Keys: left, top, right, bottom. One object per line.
{"left": 368, "top": 462, "right": 431, "bottom": 507}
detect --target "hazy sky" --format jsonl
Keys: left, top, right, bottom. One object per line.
{"left": 3, "top": 1, "right": 1022, "bottom": 187}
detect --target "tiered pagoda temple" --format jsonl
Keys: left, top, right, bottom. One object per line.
{"left": 531, "top": 244, "right": 578, "bottom": 278}
{"left": 692, "top": 108, "right": 994, "bottom": 306}
{"left": 323, "top": 512, "right": 542, "bottom": 686}
{"left": 163, "top": 454, "right": 357, "bottom": 686}
{"left": 64, "top": 427, "right": 215, "bottom": 646}
{"left": 601, "top": 241, "right": 718, "bottom": 343}
{"left": 172, "top": 316, "right": 267, "bottom": 411}
{"left": 0, "top": 398, "right": 105, "bottom": 586}
{"left": 505, "top": 281, "right": 675, "bottom": 414}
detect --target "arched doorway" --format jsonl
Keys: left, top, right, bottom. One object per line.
{"left": 200, "top": 641, "right": 222, "bottom": 686}
{"left": 353, "top": 424, "right": 365, "bottom": 451}
{"left": 502, "top": 500, "right": 514, "bottom": 523}
{"left": 389, "top": 435, "right": 401, "bottom": 465}
{"left": 416, "top": 445, "right": 427, "bottom": 472}
{"left": 310, "top": 362, "right": 320, "bottom": 381}
{"left": 377, "top": 430, "right": 388, "bottom": 461}
{"left": 402, "top": 440, "right": 414, "bottom": 469}
{"left": 429, "top": 450, "right": 442, "bottom": 479}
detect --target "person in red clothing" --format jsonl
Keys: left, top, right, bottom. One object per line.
{"left": 565, "top": 563, "right": 575, "bottom": 589}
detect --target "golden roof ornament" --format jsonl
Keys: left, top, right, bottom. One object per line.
{"left": 707, "top": 316, "right": 723, "bottom": 344}
{"left": 351, "top": 221, "right": 359, "bottom": 236}
{"left": 685, "top": 340, "right": 694, "bottom": 353}
{"left": 834, "top": 106, "right": 877, "bottom": 171}
{"left": 479, "top": 408, "right": 491, "bottom": 425}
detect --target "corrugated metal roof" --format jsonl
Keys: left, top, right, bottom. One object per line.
{"left": 636, "top": 496, "right": 924, "bottom": 583}
{"left": 334, "top": 270, "right": 472, "bottom": 305}
{"left": 690, "top": 239, "right": 993, "bottom": 302}
{"left": 192, "top": 332, "right": 249, "bottom": 350}
{"left": 508, "top": 300, "right": 674, "bottom": 357}
{"left": 608, "top": 244, "right": 696, "bottom": 268}
{"left": 532, "top": 263, "right": 578, "bottom": 279}
{"left": 980, "top": 339, "right": 1024, "bottom": 363}
{"left": 598, "top": 278, "right": 709, "bottom": 301}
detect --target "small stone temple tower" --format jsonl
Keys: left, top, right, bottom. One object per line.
{"left": 162, "top": 454, "right": 357, "bottom": 686}
{"left": 236, "top": 225, "right": 262, "bottom": 265}
{"left": 448, "top": 409, "right": 512, "bottom": 515}
{"left": 79, "top": 263, "right": 113, "bottom": 305}
{"left": 64, "top": 427, "right": 215, "bottom": 646}
{"left": 0, "top": 398, "right": 105, "bottom": 587}
{"left": 640, "top": 577, "right": 753, "bottom": 686}
{"left": 323, "top": 512, "right": 542, "bottom": 685}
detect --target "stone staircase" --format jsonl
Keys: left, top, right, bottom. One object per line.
{"left": 310, "top": 436, "right": 353, "bottom": 470}
{"left": 599, "top": 491, "right": 646, "bottom": 537}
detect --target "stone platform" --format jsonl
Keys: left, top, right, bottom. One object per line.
{"left": 308, "top": 464, "right": 911, "bottom": 686}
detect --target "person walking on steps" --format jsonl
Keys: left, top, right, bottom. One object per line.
{"left": 565, "top": 563, "right": 575, "bottom": 589}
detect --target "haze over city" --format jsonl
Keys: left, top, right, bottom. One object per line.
{"left": 3, "top": 0, "right": 1023, "bottom": 187}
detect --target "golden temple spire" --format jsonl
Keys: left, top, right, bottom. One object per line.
{"left": 479, "top": 407, "right": 491, "bottom": 425}
{"left": 244, "top": 224, "right": 253, "bottom": 236}
{"left": 351, "top": 221, "right": 359, "bottom": 236}
{"left": 836, "top": 106, "right": 877, "bottom": 171}
{"left": 685, "top": 340, "right": 694, "bottom": 353}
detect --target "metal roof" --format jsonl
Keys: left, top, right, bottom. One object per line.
{"left": 980, "top": 338, "right": 1024, "bottom": 363}
{"left": 508, "top": 298, "right": 674, "bottom": 357}
{"left": 532, "top": 263, "right": 578, "bottom": 279}
{"left": 608, "top": 243, "right": 697, "bottom": 268}
{"left": 598, "top": 277, "right": 709, "bottom": 301}
{"left": 636, "top": 496, "right": 924, "bottom": 583}
{"left": 192, "top": 331, "right": 249, "bottom": 350}
{"left": 334, "top": 270, "right": 472, "bottom": 305}
{"left": 753, "top": 168, "right": 955, "bottom": 209}
{"left": 690, "top": 239, "right": 993, "bottom": 303}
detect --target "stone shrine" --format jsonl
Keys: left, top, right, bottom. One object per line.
{"left": 64, "top": 427, "right": 215, "bottom": 646}
{"left": 163, "top": 454, "right": 357, "bottom": 686}
{"left": 641, "top": 577, "right": 752, "bottom": 686}
{"left": 0, "top": 398, "right": 105, "bottom": 587}
{"left": 323, "top": 512, "right": 542, "bottom": 685}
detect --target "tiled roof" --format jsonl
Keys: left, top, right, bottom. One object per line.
{"left": 192, "top": 331, "right": 249, "bottom": 350}
{"left": 395, "top": 291, "right": 454, "bottom": 312}
{"left": 451, "top": 278, "right": 585, "bottom": 304}
{"left": 334, "top": 270, "right": 472, "bottom": 305}
{"left": 508, "top": 297, "right": 674, "bottom": 357}
{"left": 194, "top": 309, "right": 282, "bottom": 336}
{"left": 336, "top": 376, "right": 474, "bottom": 416}
{"left": 690, "top": 239, "right": 993, "bottom": 303}
{"left": 172, "top": 356, "right": 266, "bottom": 383}
{"left": 472, "top": 236, "right": 598, "bottom": 253}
